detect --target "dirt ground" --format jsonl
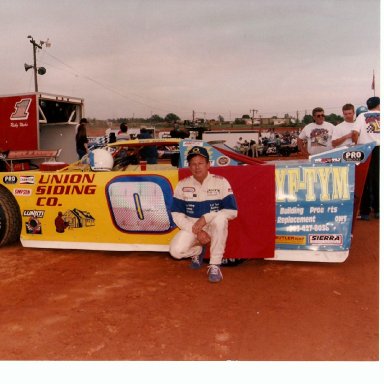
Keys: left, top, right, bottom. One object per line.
{"left": 0, "top": 215, "right": 379, "bottom": 362}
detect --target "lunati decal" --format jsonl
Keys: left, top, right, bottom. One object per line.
{"left": 23, "top": 210, "right": 45, "bottom": 218}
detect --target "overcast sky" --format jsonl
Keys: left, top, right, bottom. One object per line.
{"left": 0, "top": 0, "right": 380, "bottom": 120}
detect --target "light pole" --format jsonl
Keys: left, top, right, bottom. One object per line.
{"left": 25, "top": 35, "right": 49, "bottom": 92}
{"left": 250, "top": 109, "right": 258, "bottom": 129}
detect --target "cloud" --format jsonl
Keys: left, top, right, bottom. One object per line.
{"left": 0, "top": 0, "right": 380, "bottom": 119}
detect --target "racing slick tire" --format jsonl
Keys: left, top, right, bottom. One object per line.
{"left": 0, "top": 186, "right": 22, "bottom": 247}
{"left": 221, "top": 258, "right": 246, "bottom": 267}
{"left": 279, "top": 147, "right": 291, "bottom": 157}
{"left": 202, "top": 258, "right": 246, "bottom": 267}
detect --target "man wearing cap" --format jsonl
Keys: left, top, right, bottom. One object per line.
{"left": 353, "top": 96, "right": 380, "bottom": 220}
{"left": 169, "top": 146, "right": 238, "bottom": 283}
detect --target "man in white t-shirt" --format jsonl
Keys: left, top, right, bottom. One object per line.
{"left": 298, "top": 107, "right": 334, "bottom": 156}
{"left": 332, "top": 103, "right": 357, "bottom": 148}
{"left": 352, "top": 96, "right": 380, "bottom": 220}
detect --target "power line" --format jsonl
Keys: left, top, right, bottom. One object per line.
{"left": 42, "top": 51, "right": 193, "bottom": 115}
{"left": 38, "top": 50, "right": 366, "bottom": 120}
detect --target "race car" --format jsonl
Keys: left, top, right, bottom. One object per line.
{"left": 0, "top": 138, "right": 374, "bottom": 263}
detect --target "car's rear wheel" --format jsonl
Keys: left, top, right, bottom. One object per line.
{"left": 220, "top": 258, "right": 246, "bottom": 267}
{"left": 0, "top": 186, "right": 22, "bottom": 247}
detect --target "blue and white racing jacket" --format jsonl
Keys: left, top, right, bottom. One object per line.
{"left": 171, "top": 172, "right": 238, "bottom": 232}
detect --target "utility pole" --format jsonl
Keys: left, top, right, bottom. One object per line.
{"left": 25, "top": 35, "right": 50, "bottom": 92}
{"left": 372, "top": 69, "right": 376, "bottom": 96}
{"left": 250, "top": 109, "right": 258, "bottom": 128}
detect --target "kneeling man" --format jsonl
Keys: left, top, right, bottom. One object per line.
{"left": 169, "top": 146, "right": 238, "bottom": 283}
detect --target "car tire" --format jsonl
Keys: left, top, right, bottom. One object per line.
{"left": 221, "top": 258, "right": 246, "bottom": 267}
{"left": 0, "top": 186, "right": 22, "bottom": 247}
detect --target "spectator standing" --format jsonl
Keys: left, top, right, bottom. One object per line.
{"left": 353, "top": 96, "right": 380, "bottom": 220}
{"left": 75, "top": 123, "right": 89, "bottom": 159}
{"left": 275, "top": 134, "right": 281, "bottom": 154}
{"left": 241, "top": 140, "right": 250, "bottom": 155}
{"left": 298, "top": 107, "right": 334, "bottom": 156}
{"left": 332, "top": 104, "right": 357, "bottom": 148}
{"left": 137, "top": 128, "right": 158, "bottom": 164}
{"left": 250, "top": 139, "right": 258, "bottom": 157}
{"left": 169, "top": 146, "right": 238, "bottom": 283}
{"left": 76, "top": 117, "right": 88, "bottom": 134}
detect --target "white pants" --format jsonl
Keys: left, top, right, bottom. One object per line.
{"left": 169, "top": 214, "right": 229, "bottom": 265}
{"left": 251, "top": 144, "right": 258, "bottom": 157}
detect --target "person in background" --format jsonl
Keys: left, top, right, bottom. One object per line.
{"left": 116, "top": 122, "right": 130, "bottom": 141}
{"left": 76, "top": 117, "right": 88, "bottom": 134}
{"left": 137, "top": 128, "right": 158, "bottom": 164}
{"left": 332, "top": 103, "right": 357, "bottom": 148}
{"left": 297, "top": 107, "right": 334, "bottom": 157}
{"left": 250, "top": 139, "right": 258, "bottom": 157}
{"left": 241, "top": 139, "right": 250, "bottom": 155}
{"left": 275, "top": 134, "right": 281, "bottom": 154}
{"left": 169, "top": 146, "right": 238, "bottom": 283}
{"left": 236, "top": 137, "right": 244, "bottom": 152}
{"left": 75, "top": 123, "right": 89, "bottom": 159}
{"left": 170, "top": 124, "right": 190, "bottom": 139}
{"left": 353, "top": 96, "right": 380, "bottom": 220}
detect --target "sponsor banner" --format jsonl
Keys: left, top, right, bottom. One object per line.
{"left": 275, "top": 162, "right": 355, "bottom": 251}
{"left": 310, "top": 143, "right": 375, "bottom": 164}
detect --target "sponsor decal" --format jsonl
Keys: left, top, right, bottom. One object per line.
{"left": 308, "top": 234, "right": 343, "bottom": 245}
{"left": 182, "top": 187, "right": 195, "bottom": 193}
{"left": 343, "top": 151, "right": 365, "bottom": 162}
{"left": 35, "top": 173, "right": 96, "bottom": 207}
{"left": 275, "top": 166, "right": 350, "bottom": 202}
{"left": 13, "top": 188, "right": 32, "bottom": 196}
{"left": 54, "top": 208, "right": 95, "bottom": 233}
{"left": 20, "top": 175, "right": 35, "bottom": 184}
{"left": 217, "top": 156, "right": 230, "bottom": 166}
{"left": 207, "top": 188, "right": 220, "bottom": 196}
{"left": 23, "top": 210, "right": 45, "bottom": 218}
{"left": 183, "top": 141, "right": 203, "bottom": 147}
{"left": 314, "top": 158, "right": 342, "bottom": 163}
{"left": 275, "top": 235, "right": 306, "bottom": 245}
{"left": 10, "top": 98, "right": 32, "bottom": 121}
{"left": 25, "top": 217, "right": 42, "bottom": 234}
{"left": 2, "top": 175, "right": 17, "bottom": 184}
